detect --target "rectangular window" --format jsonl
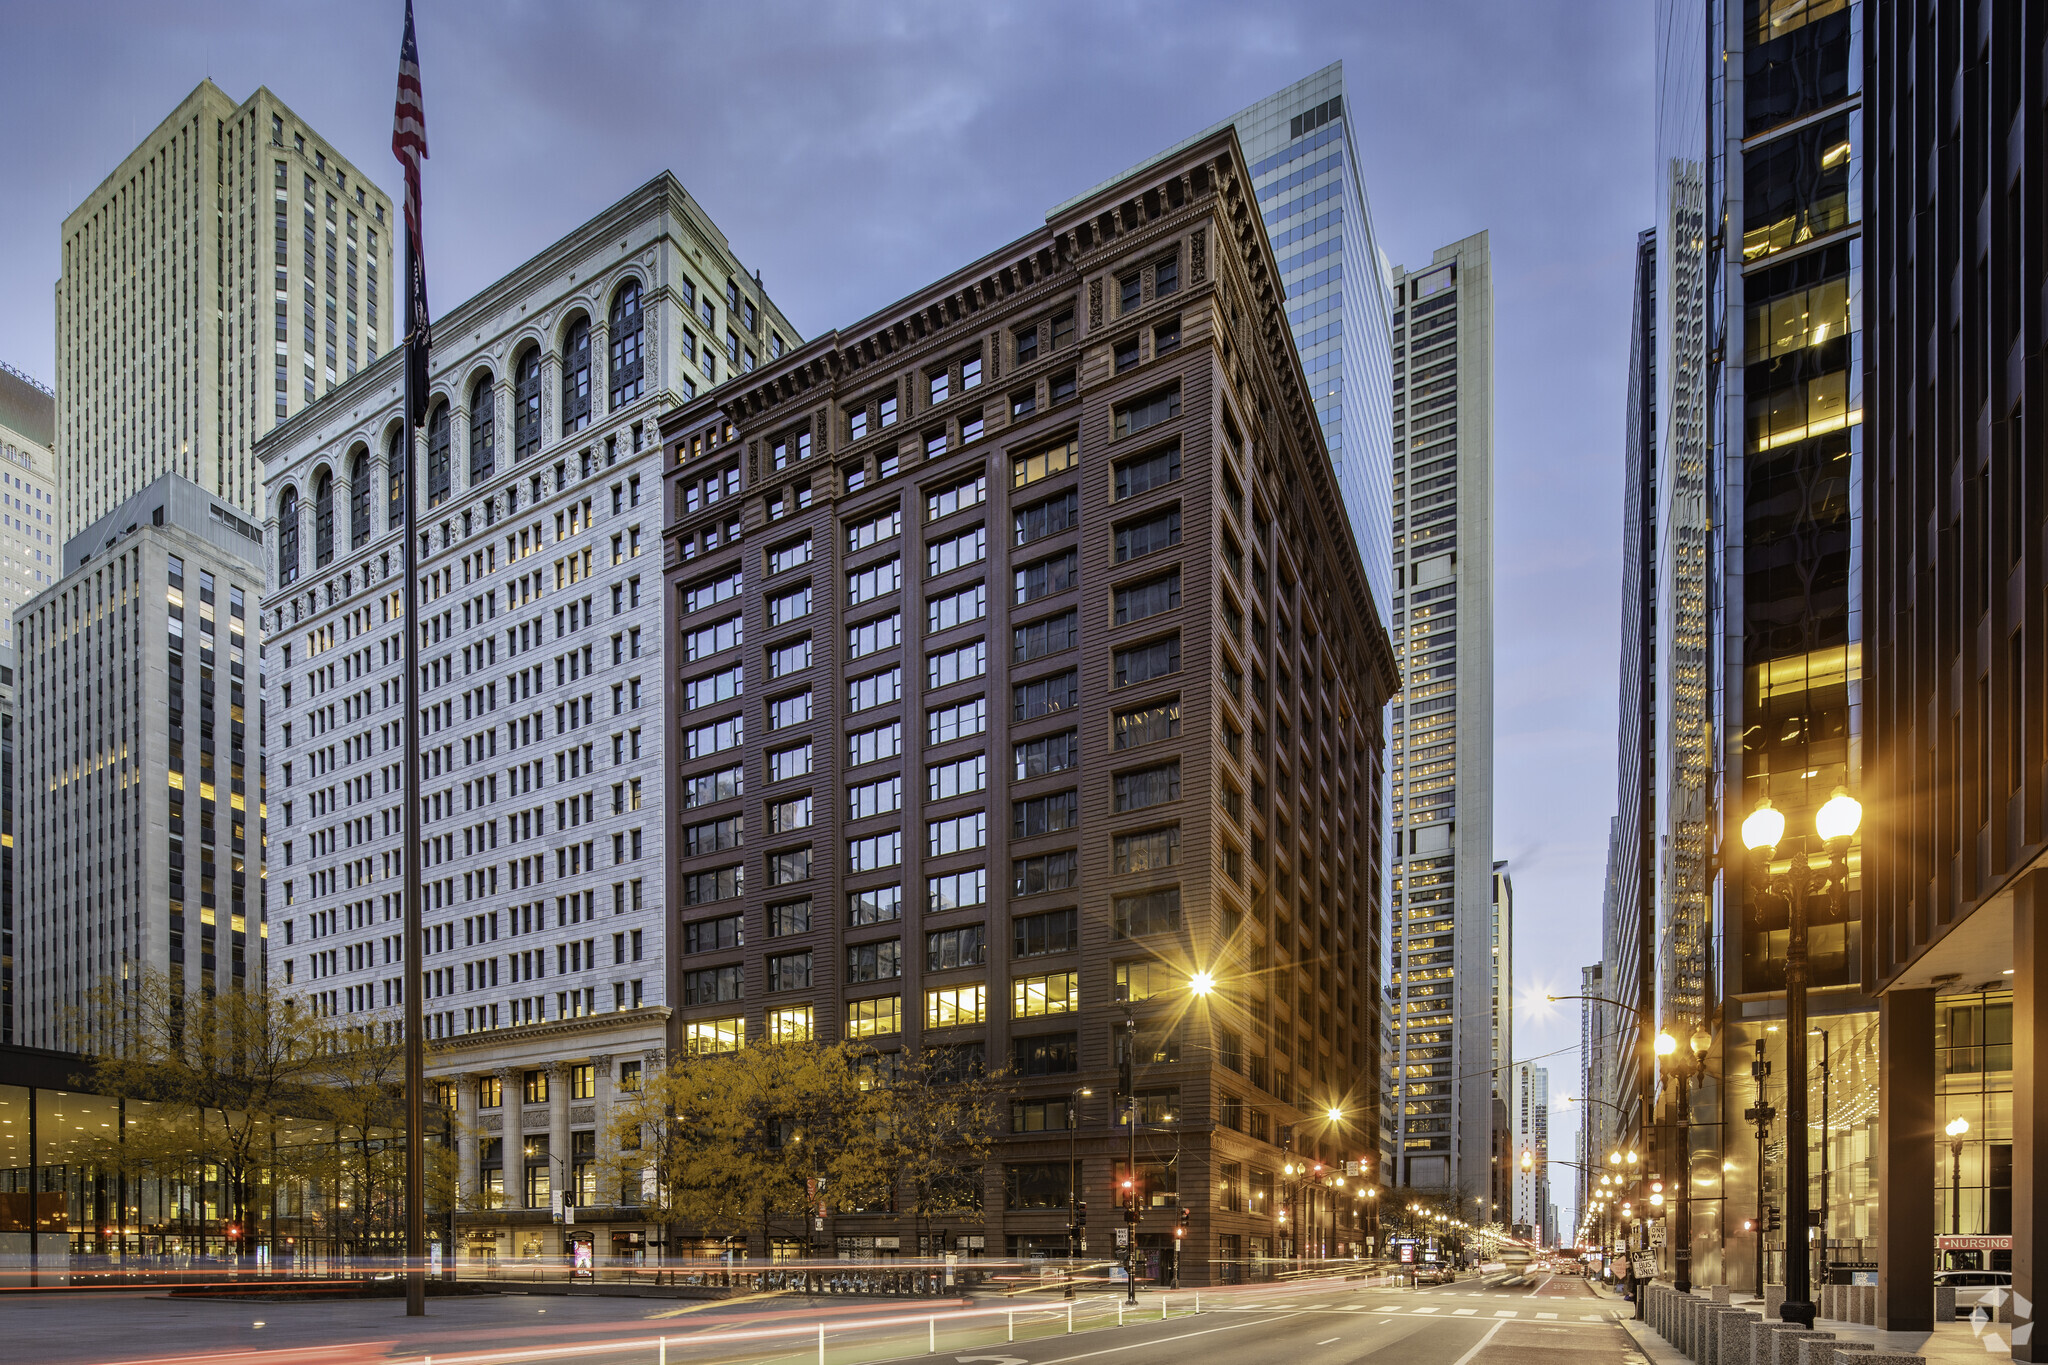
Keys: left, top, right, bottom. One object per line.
{"left": 847, "top": 508, "right": 902, "bottom": 553}
{"left": 927, "top": 811, "right": 988, "bottom": 856}
{"left": 1114, "top": 508, "right": 1181, "bottom": 562}
{"left": 926, "top": 525, "right": 987, "bottom": 578}
{"left": 925, "top": 472, "right": 987, "bottom": 521}
{"left": 768, "top": 951, "right": 814, "bottom": 992}
{"left": 769, "top": 742, "right": 814, "bottom": 782}
{"left": 1114, "top": 385, "right": 1181, "bottom": 438}
{"left": 1014, "top": 324, "right": 1039, "bottom": 365}
{"left": 1154, "top": 257, "right": 1179, "bottom": 297}
{"left": 684, "top": 614, "right": 742, "bottom": 661}
{"left": 847, "top": 557, "right": 901, "bottom": 605}
{"left": 684, "top": 1017, "right": 744, "bottom": 1055}
{"left": 1012, "top": 437, "right": 1079, "bottom": 489}
{"left": 768, "top": 637, "right": 813, "bottom": 679}
{"left": 1013, "top": 729, "right": 1079, "bottom": 779}
{"left": 1113, "top": 824, "right": 1180, "bottom": 874}
{"left": 767, "top": 898, "right": 812, "bottom": 936}
{"left": 1113, "top": 443, "right": 1181, "bottom": 499}
{"left": 927, "top": 868, "right": 988, "bottom": 913}
{"left": 926, "top": 582, "right": 987, "bottom": 632}
{"left": 1113, "top": 635, "right": 1180, "bottom": 688}
{"left": 768, "top": 585, "right": 812, "bottom": 626}
{"left": 1114, "top": 761, "right": 1181, "bottom": 811}
{"left": 848, "top": 830, "right": 904, "bottom": 871}
{"left": 683, "top": 665, "right": 744, "bottom": 710}
{"left": 847, "top": 667, "right": 902, "bottom": 713}
{"left": 848, "top": 884, "right": 903, "bottom": 926}
{"left": 925, "top": 984, "right": 987, "bottom": 1028}
{"left": 927, "top": 697, "right": 988, "bottom": 745}
{"left": 684, "top": 714, "right": 744, "bottom": 758}
{"left": 1111, "top": 701, "right": 1180, "bottom": 752}
{"left": 847, "top": 612, "right": 902, "bottom": 659}
{"left": 927, "top": 639, "right": 988, "bottom": 688}
{"left": 1012, "top": 790, "right": 1079, "bottom": 838}
{"left": 846, "top": 994, "right": 902, "bottom": 1038}
{"left": 683, "top": 913, "right": 743, "bottom": 952}
{"left": 927, "top": 926, "right": 987, "bottom": 973}
{"left": 1154, "top": 316, "right": 1181, "bottom": 354}
{"left": 683, "top": 865, "right": 744, "bottom": 904}
{"left": 1014, "top": 489, "right": 1079, "bottom": 546}
{"left": 1114, "top": 571, "right": 1181, "bottom": 626}
{"left": 682, "top": 815, "right": 744, "bottom": 856}
{"left": 927, "top": 754, "right": 988, "bottom": 800}
{"left": 683, "top": 965, "right": 744, "bottom": 1004}
{"left": 767, "top": 691, "right": 813, "bottom": 731}
{"left": 768, "top": 1006, "right": 813, "bottom": 1042}
{"left": 847, "top": 774, "right": 904, "bottom": 820}
{"left": 1012, "top": 610, "right": 1077, "bottom": 664}
{"left": 1119, "top": 272, "right": 1142, "bottom": 314}
{"left": 1012, "top": 850, "right": 1079, "bottom": 896}
{"left": 1012, "top": 670, "right": 1078, "bottom": 722}
{"left": 1014, "top": 549, "right": 1078, "bottom": 605}
{"left": 848, "top": 721, "right": 903, "bottom": 766}
{"left": 1011, "top": 1099, "right": 1073, "bottom": 1133}
{"left": 768, "top": 846, "right": 813, "bottom": 886}
{"left": 1012, "top": 907, "right": 1078, "bottom": 958}
{"left": 767, "top": 537, "right": 812, "bottom": 576}
{"left": 1012, "top": 1031, "right": 1079, "bottom": 1077}
{"left": 1113, "top": 887, "right": 1181, "bottom": 938}
{"left": 1013, "top": 971, "right": 1079, "bottom": 1018}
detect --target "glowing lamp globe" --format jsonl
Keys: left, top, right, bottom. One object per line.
{"left": 1816, "top": 786, "right": 1863, "bottom": 843}
{"left": 1742, "top": 798, "right": 1787, "bottom": 853}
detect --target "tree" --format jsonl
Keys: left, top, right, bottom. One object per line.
{"left": 873, "top": 1046, "right": 1008, "bottom": 1262}
{"left": 605, "top": 1038, "right": 892, "bottom": 1265}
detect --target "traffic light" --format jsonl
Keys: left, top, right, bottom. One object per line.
{"left": 1173, "top": 1214, "right": 1189, "bottom": 1240}
{"left": 1076, "top": 1201, "right": 1087, "bottom": 1228}
{"left": 1279, "top": 1124, "right": 1295, "bottom": 1152}
{"left": 1765, "top": 1207, "right": 1782, "bottom": 1232}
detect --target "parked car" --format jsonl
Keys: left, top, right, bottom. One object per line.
{"left": 1935, "top": 1269, "right": 2012, "bottom": 1316}
{"left": 1414, "top": 1263, "right": 1456, "bottom": 1285}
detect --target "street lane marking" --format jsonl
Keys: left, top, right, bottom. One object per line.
{"left": 1413, "top": 1306, "right": 1440, "bottom": 1314}
{"left": 1017, "top": 1309, "right": 1311, "bottom": 1365}
{"left": 1375, "top": 1306, "right": 1402, "bottom": 1314}
{"left": 1580, "top": 1314, "right": 1602, "bottom": 1321}
{"left": 1454, "top": 1308, "right": 1478, "bottom": 1316}
{"left": 1448, "top": 1318, "right": 1510, "bottom": 1365}
{"left": 1536, "top": 1311, "right": 1559, "bottom": 1319}
{"left": 1316, "top": 1338, "right": 1342, "bottom": 1346}
{"left": 1493, "top": 1310, "right": 1518, "bottom": 1317}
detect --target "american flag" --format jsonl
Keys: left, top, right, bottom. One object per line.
{"left": 392, "top": 0, "right": 430, "bottom": 419}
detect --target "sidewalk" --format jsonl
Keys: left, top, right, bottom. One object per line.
{"left": 1627, "top": 1289, "right": 2010, "bottom": 1365}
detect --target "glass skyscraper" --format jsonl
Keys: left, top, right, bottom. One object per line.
{"left": 1059, "top": 62, "right": 1397, "bottom": 629}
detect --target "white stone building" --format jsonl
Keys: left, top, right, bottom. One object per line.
{"left": 56, "top": 80, "right": 394, "bottom": 530}
{"left": 257, "top": 173, "right": 795, "bottom": 1264}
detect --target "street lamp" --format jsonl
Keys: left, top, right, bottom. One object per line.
{"left": 1065, "top": 1086, "right": 1094, "bottom": 1289}
{"left": 1945, "top": 1117, "right": 1970, "bottom": 1239}
{"left": 1657, "top": 1025, "right": 1713, "bottom": 1292}
{"left": 1742, "top": 786, "right": 1860, "bottom": 1329}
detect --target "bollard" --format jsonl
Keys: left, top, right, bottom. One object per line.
{"left": 1067, "top": 1301, "right": 1074, "bottom": 1333}
{"left": 661, "top": 1338, "right": 667, "bottom": 1365}
{"left": 1118, "top": 1298, "right": 1125, "bottom": 1326}
{"left": 1195, "top": 1291, "right": 1200, "bottom": 1314}
{"left": 1162, "top": 1294, "right": 1168, "bottom": 1320}
{"left": 1008, "top": 1309, "right": 1014, "bottom": 1342}
{"left": 929, "top": 1317, "right": 935, "bottom": 1354}
{"left": 1819, "top": 1342, "right": 1875, "bottom": 1365}
{"left": 817, "top": 1324, "right": 824, "bottom": 1365}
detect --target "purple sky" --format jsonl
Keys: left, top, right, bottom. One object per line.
{"left": 0, "top": 0, "right": 1652, "bottom": 1219}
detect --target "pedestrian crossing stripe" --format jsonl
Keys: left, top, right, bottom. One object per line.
{"left": 1537, "top": 1311, "right": 1559, "bottom": 1319}
{"left": 1454, "top": 1308, "right": 1478, "bottom": 1316}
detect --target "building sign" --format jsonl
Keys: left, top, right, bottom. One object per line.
{"left": 1937, "top": 1236, "right": 2012, "bottom": 1251}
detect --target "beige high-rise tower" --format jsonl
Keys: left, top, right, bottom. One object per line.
{"left": 55, "top": 79, "right": 394, "bottom": 530}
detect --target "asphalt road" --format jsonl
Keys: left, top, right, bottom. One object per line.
{"left": 5, "top": 1270, "right": 1636, "bottom": 1365}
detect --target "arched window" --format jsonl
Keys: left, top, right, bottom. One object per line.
{"left": 514, "top": 346, "right": 543, "bottom": 460}
{"left": 387, "top": 427, "right": 407, "bottom": 530}
{"left": 469, "top": 374, "right": 496, "bottom": 486}
{"left": 314, "top": 471, "right": 336, "bottom": 567}
{"left": 609, "top": 281, "right": 645, "bottom": 408}
{"left": 350, "top": 450, "right": 372, "bottom": 549}
{"left": 562, "top": 317, "right": 592, "bottom": 434}
{"left": 426, "top": 401, "right": 452, "bottom": 507}
{"left": 277, "top": 487, "right": 301, "bottom": 586}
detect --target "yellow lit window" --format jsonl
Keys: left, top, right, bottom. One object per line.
{"left": 1012, "top": 971, "right": 1078, "bottom": 1018}
{"left": 1012, "top": 437, "right": 1078, "bottom": 489}
{"left": 1114, "top": 960, "right": 1180, "bottom": 1002}
{"left": 847, "top": 995, "right": 902, "bottom": 1038}
{"left": 769, "top": 1005, "right": 814, "bottom": 1042}
{"left": 925, "top": 984, "right": 986, "bottom": 1028}
{"left": 685, "top": 1016, "right": 744, "bottom": 1054}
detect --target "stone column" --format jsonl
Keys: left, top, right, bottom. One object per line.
{"left": 2016, "top": 872, "right": 2048, "bottom": 1362}
{"left": 499, "top": 1067, "right": 524, "bottom": 1208}
{"left": 589, "top": 1053, "right": 613, "bottom": 1207}
{"left": 549, "top": 1060, "right": 572, "bottom": 1216}
{"left": 456, "top": 1072, "right": 479, "bottom": 1208}
{"left": 1875, "top": 987, "right": 1935, "bottom": 1331}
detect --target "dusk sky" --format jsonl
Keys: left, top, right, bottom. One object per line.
{"left": 1, "top": 0, "right": 1654, "bottom": 1218}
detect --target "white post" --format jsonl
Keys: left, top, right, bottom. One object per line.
{"left": 817, "top": 1323, "right": 824, "bottom": 1365}
{"left": 1195, "top": 1291, "right": 1201, "bottom": 1314}
{"left": 1008, "top": 1309, "right": 1014, "bottom": 1341}
{"left": 660, "top": 1339, "right": 666, "bottom": 1365}
{"left": 1067, "top": 1301, "right": 1074, "bottom": 1333}
{"left": 1162, "top": 1294, "right": 1168, "bottom": 1320}
{"left": 1118, "top": 1299, "right": 1125, "bottom": 1326}
{"left": 928, "top": 1317, "right": 935, "bottom": 1354}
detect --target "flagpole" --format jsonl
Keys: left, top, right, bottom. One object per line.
{"left": 400, "top": 235, "right": 427, "bottom": 1319}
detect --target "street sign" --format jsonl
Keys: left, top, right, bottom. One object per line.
{"left": 1649, "top": 1222, "right": 1666, "bottom": 1247}
{"left": 1115, "top": 1227, "right": 1129, "bottom": 1248}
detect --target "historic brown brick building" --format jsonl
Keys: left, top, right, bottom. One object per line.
{"left": 659, "top": 130, "right": 1395, "bottom": 1283}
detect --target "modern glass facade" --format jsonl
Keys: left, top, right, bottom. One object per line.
{"left": 1058, "top": 62, "right": 1397, "bottom": 631}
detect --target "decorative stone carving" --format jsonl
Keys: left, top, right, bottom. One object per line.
{"left": 1088, "top": 278, "right": 1102, "bottom": 330}
{"left": 570, "top": 1105, "right": 596, "bottom": 1126}
{"left": 523, "top": 1107, "right": 549, "bottom": 1130}
{"left": 479, "top": 1114, "right": 503, "bottom": 1132}
{"left": 1190, "top": 229, "right": 1207, "bottom": 284}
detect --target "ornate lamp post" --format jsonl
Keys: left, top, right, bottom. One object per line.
{"left": 1945, "top": 1117, "right": 1970, "bottom": 1239}
{"left": 1656, "top": 1025, "right": 1713, "bottom": 1292}
{"left": 1741, "top": 786, "right": 1861, "bottom": 1328}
